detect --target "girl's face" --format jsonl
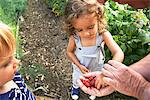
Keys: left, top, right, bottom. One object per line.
{"left": 0, "top": 52, "right": 19, "bottom": 87}
{"left": 72, "top": 13, "right": 98, "bottom": 38}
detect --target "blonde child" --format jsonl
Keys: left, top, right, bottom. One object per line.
{"left": 0, "top": 22, "right": 36, "bottom": 100}
{"left": 64, "top": 0, "right": 124, "bottom": 99}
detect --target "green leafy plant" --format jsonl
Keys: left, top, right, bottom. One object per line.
{"left": 0, "top": 0, "right": 27, "bottom": 59}
{"left": 104, "top": 1, "right": 150, "bottom": 65}
{"left": 45, "top": 0, "right": 68, "bottom": 16}
{"left": 0, "top": 0, "right": 27, "bottom": 23}
{"left": 47, "top": 0, "right": 150, "bottom": 65}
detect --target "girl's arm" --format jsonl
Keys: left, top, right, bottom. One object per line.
{"left": 67, "top": 36, "right": 89, "bottom": 73}
{"left": 102, "top": 31, "right": 124, "bottom": 62}
{"left": 67, "top": 35, "right": 81, "bottom": 67}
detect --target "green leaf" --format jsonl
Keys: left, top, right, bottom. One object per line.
{"left": 120, "top": 43, "right": 126, "bottom": 52}
{"left": 128, "top": 55, "right": 141, "bottom": 61}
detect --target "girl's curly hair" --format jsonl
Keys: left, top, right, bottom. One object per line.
{"left": 64, "top": 0, "right": 107, "bottom": 37}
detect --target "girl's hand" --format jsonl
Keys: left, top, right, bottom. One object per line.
{"left": 79, "top": 65, "right": 89, "bottom": 74}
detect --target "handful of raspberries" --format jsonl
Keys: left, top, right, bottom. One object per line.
{"left": 81, "top": 76, "right": 96, "bottom": 87}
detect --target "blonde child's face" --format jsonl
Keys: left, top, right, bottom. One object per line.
{"left": 72, "top": 13, "right": 98, "bottom": 38}
{"left": 0, "top": 50, "right": 19, "bottom": 86}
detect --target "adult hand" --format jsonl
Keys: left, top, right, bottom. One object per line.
{"left": 77, "top": 71, "right": 114, "bottom": 96}
{"left": 102, "top": 60, "right": 150, "bottom": 99}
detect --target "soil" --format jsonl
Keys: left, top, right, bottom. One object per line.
{"left": 19, "top": 0, "right": 136, "bottom": 100}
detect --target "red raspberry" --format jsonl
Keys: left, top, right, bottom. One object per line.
{"left": 81, "top": 79, "right": 91, "bottom": 87}
{"left": 88, "top": 76, "right": 96, "bottom": 87}
{"left": 90, "top": 78, "right": 96, "bottom": 87}
{"left": 88, "top": 76, "right": 94, "bottom": 81}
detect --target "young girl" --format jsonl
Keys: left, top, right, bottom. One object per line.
{"left": 64, "top": 0, "right": 124, "bottom": 100}
{"left": 0, "top": 23, "right": 36, "bottom": 100}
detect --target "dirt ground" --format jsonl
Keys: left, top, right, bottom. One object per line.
{"left": 19, "top": 0, "right": 136, "bottom": 100}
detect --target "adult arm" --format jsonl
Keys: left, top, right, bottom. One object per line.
{"left": 97, "top": 0, "right": 150, "bottom": 9}
{"left": 130, "top": 54, "right": 150, "bottom": 81}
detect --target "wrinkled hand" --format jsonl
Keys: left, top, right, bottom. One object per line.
{"left": 77, "top": 71, "right": 114, "bottom": 96}
{"left": 94, "top": 72, "right": 106, "bottom": 89}
{"left": 102, "top": 60, "right": 150, "bottom": 98}
{"left": 79, "top": 65, "right": 89, "bottom": 74}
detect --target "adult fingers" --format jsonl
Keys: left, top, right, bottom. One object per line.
{"left": 83, "top": 71, "right": 101, "bottom": 78}
{"left": 94, "top": 72, "right": 104, "bottom": 89}
{"left": 77, "top": 78, "right": 88, "bottom": 93}
{"left": 101, "top": 68, "right": 113, "bottom": 78}
{"left": 97, "top": 86, "right": 115, "bottom": 97}
{"left": 81, "top": 87, "right": 105, "bottom": 96}
{"left": 104, "top": 63, "right": 117, "bottom": 72}
{"left": 108, "top": 60, "right": 127, "bottom": 69}
{"left": 77, "top": 78, "right": 96, "bottom": 95}
{"left": 95, "top": 77, "right": 102, "bottom": 89}
{"left": 103, "top": 77, "right": 116, "bottom": 88}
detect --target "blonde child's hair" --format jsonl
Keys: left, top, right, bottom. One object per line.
{"left": 0, "top": 22, "right": 16, "bottom": 63}
{"left": 64, "top": 0, "right": 107, "bottom": 36}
